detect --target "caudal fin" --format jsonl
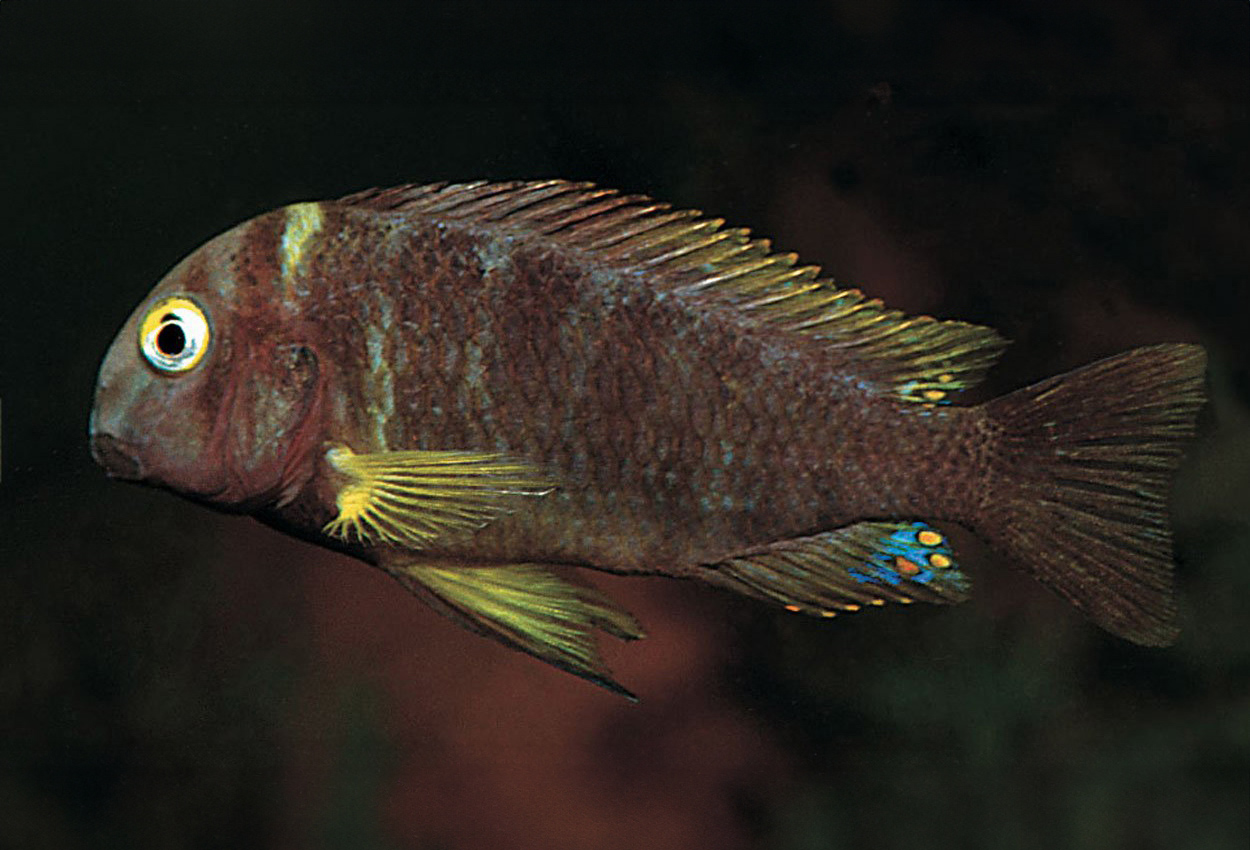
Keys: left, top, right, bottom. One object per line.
{"left": 980, "top": 344, "right": 1206, "bottom": 645}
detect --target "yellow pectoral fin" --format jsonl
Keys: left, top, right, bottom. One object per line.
{"left": 322, "top": 447, "right": 555, "bottom": 550}
{"left": 391, "top": 561, "right": 644, "bottom": 700}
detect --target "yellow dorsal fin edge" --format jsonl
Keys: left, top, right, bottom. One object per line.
{"left": 338, "top": 181, "right": 1009, "bottom": 403}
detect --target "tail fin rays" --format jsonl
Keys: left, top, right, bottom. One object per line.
{"left": 981, "top": 344, "right": 1206, "bottom": 645}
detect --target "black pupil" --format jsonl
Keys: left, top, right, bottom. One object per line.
{"left": 156, "top": 322, "right": 187, "bottom": 357}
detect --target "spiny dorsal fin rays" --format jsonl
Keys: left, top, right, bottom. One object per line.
{"left": 339, "top": 180, "right": 600, "bottom": 221}
{"left": 706, "top": 521, "right": 971, "bottom": 617}
{"left": 322, "top": 447, "right": 556, "bottom": 551}
{"left": 336, "top": 181, "right": 1008, "bottom": 403}
{"left": 390, "top": 561, "right": 643, "bottom": 700}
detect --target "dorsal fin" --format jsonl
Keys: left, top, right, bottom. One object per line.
{"left": 337, "top": 181, "right": 1008, "bottom": 403}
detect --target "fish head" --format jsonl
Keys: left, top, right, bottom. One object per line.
{"left": 90, "top": 211, "right": 326, "bottom": 511}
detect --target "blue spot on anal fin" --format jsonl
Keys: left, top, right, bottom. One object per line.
{"left": 863, "top": 521, "right": 957, "bottom": 588}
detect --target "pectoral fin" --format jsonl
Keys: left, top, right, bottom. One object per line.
{"left": 706, "top": 521, "right": 971, "bottom": 616}
{"left": 389, "top": 560, "right": 645, "bottom": 700}
{"left": 322, "top": 447, "right": 555, "bottom": 550}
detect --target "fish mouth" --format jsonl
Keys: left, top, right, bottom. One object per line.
{"left": 90, "top": 432, "right": 144, "bottom": 480}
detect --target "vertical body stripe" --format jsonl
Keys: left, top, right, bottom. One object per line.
{"left": 363, "top": 285, "right": 396, "bottom": 451}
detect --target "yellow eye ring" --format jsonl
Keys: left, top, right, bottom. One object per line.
{"left": 138, "top": 296, "right": 211, "bottom": 373}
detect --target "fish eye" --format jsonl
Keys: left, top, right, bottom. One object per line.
{"left": 139, "top": 297, "right": 211, "bottom": 373}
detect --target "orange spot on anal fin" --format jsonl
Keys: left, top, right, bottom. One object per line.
{"left": 895, "top": 556, "right": 921, "bottom": 576}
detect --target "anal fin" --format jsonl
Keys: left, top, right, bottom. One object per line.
{"left": 389, "top": 560, "right": 644, "bottom": 700}
{"left": 706, "top": 521, "right": 971, "bottom": 617}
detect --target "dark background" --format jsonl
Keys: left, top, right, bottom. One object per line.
{"left": 2, "top": 1, "right": 1248, "bottom": 848}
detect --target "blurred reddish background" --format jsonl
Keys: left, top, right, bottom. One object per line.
{"left": 2, "top": 1, "right": 1247, "bottom": 848}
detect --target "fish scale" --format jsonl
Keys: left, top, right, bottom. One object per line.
{"left": 90, "top": 180, "right": 1206, "bottom": 698}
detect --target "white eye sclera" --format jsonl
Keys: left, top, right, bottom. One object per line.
{"left": 139, "top": 296, "right": 211, "bottom": 373}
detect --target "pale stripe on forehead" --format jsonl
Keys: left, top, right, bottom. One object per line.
{"left": 280, "top": 202, "right": 325, "bottom": 282}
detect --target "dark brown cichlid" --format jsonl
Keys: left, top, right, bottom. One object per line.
{"left": 89, "top": 181, "right": 1207, "bottom": 698}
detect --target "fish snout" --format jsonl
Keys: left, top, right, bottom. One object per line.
{"left": 89, "top": 430, "right": 144, "bottom": 480}
{"left": 88, "top": 367, "right": 148, "bottom": 480}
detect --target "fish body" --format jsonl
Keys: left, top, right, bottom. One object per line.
{"left": 90, "top": 181, "right": 1206, "bottom": 697}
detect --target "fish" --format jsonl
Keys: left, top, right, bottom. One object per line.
{"left": 89, "top": 180, "right": 1207, "bottom": 699}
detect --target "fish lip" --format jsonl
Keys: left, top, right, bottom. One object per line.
{"left": 89, "top": 431, "right": 145, "bottom": 481}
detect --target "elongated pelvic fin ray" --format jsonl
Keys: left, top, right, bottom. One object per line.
{"left": 323, "top": 446, "right": 555, "bottom": 550}
{"left": 391, "top": 561, "right": 644, "bottom": 699}
{"left": 706, "top": 521, "right": 971, "bottom": 616}
{"left": 337, "top": 181, "right": 1008, "bottom": 403}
